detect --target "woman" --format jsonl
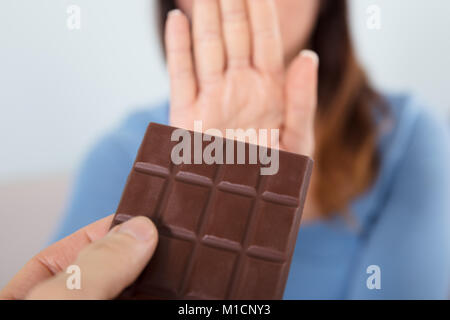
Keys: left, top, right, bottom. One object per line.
{"left": 52, "top": 0, "right": 450, "bottom": 299}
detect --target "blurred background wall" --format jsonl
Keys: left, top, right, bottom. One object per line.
{"left": 1, "top": 0, "right": 450, "bottom": 288}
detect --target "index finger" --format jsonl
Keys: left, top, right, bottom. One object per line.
{"left": 0, "top": 215, "right": 114, "bottom": 300}
{"left": 247, "top": 0, "right": 284, "bottom": 73}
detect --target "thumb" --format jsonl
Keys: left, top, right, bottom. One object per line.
{"left": 26, "top": 216, "right": 158, "bottom": 300}
{"left": 283, "top": 49, "right": 319, "bottom": 156}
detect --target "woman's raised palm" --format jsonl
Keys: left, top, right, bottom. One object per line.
{"left": 165, "top": 0, "right": 318, "bottom": 156}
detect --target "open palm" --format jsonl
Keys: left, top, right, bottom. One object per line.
{"left": 165, "top": 0, "right": 318, "bottom": 156}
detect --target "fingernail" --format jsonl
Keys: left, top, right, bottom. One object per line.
{"left": 300, "top": 50, "right": 319, "bottom": 66}
{"left": 168, "top": 9, "right": 183, "bottom": 18}
{"left": 116, "top": 217, "right": 156, "bottom": 241}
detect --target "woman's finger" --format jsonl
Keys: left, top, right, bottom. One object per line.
{"left": 220, "top": 0, "right": 251, "bottom": 69}
{"left": 0, "top": 215, "right": 114, "bottom": 300}
{"left": 193, "top": 0, "right": 225, "bottom": 87}
{"left": 284, "top": 50, "right": 319, "bottom": 156}
{"left": 247, "top": 0, "right": 284, "bottom": 73}
{"left": 25, "top": 217, "right": 158, "bottom": 300}
{"left": 166, "top": 10, "right": 197, "bottom": 113}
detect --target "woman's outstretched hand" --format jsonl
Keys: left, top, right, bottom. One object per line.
{"left": 166, "top": 0, "right": 318, "bottom": 156}
{"left": 0, "top": 216, "right": 158, "bottom": 300}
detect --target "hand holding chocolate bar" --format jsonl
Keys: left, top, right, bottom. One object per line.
{"left": 0, "top": 216, "right": 158, "bottom": 300}
{"left": 0, "top": 123, "right": 312, "bottom": 301}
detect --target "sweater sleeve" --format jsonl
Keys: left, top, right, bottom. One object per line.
{"left": 348, "top": 108, "right": 450, "bottom": 299}
{"left": 50, "top": 133, "right": 135, "bottom": 242}
{"left": 50, "top": 105, "right": 169, "bottom": 242}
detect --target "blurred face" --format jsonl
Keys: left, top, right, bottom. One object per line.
{"left": 175, "top": 0, "right": 321, "bottom": 63}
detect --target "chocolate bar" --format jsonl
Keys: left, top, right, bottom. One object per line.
{"left": 111, "top": 123, "right": 313, "bottom": 299}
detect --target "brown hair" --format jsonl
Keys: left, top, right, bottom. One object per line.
{"left": 156, "top": 0, "right": 387, "bottom": 216}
